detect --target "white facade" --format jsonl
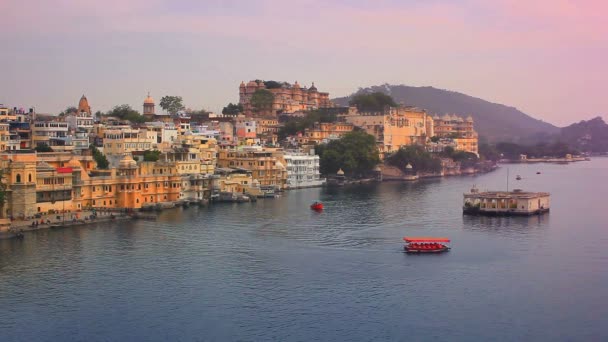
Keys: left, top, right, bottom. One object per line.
{"left": 66, "top": 112, "right": 95, "bottom": 131}
{"left": 284, "top": 152, "right": 326, "bottom": 189}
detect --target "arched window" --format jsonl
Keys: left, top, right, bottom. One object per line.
{"left": 136, "top": 199, "right": 139, "bottom": 203}
{"left": 16, "top": 174, "right": 21, "bottom": 183}
{"left": 28, "top": 174, "right": 32, "bottom": 183}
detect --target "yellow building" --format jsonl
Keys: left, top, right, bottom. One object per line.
{"left": 103, "top": 128, "right": 157, "bottom": 155}
{"left": 344, "top": 107, "right": 434, "bottom": 153}
{"left": 300, "top": 122, "right": 354, "bottom": 145}
{"left": 432, "top": 114, "right": 478, "bottom": 155}
{"left": 0, "top": 150, "right": 211, "bottom": 219}
{"left": 216, "top": 147, "right": 287, "bottom": 189}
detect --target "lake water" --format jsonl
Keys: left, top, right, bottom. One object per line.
{"left": 1, "top": 158, "right": 608, "bottom": 341}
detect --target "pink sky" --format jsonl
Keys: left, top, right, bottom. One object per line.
{"left": 1, "top": 0, "right": 606, "bottom": 126}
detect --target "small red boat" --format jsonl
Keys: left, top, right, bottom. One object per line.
{"left": 310, "top": 201, "right": 323, "bottom": 211}
{"left": 403, "top": 237, "right": 450, "bottom": 254}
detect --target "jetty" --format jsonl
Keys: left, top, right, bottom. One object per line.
{"left": 463, "top": 187, "right": 550, "bottom": 216}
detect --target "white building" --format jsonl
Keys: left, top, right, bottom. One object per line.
{"left": 284, "top": 151, "right": 326, "bottom": 189}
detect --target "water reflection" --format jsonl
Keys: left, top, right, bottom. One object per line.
{"left": 462, "top": 213, "right": 550, "bottom": 234}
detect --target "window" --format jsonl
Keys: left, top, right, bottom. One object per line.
{"left": 16, "top": 174, "right": 21, "bottom": 183}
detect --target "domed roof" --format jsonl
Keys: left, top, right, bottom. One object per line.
{"left": 442, "top": 114, "right": 451, "bottom": 120}
{"left": 337, "top": 168, "right": 345, "bottom": 175}
{"left": 119, "top": 154, "right": 137, "bottom": 169}
{"left": 144, "top": 93, "right": 155, "bottom": 104}
{"left": 466, "top": 115, "right": 474, "bottom": 122}
{"left": 67, "top": 157, "right": 82, "bottom": 168}
{"left": 405, "top": 163, "right": 413, "bottom": 169}
{"left": 240, "top": 81, "right": 246, "bottom": 88}
{"left": 36, "top": 161, "right": 54, "bottom": 171}
{"left": 292, "top": 81, "right": 300, "bottom": 89}
{"left": 309, "top": 82, "right": 317, "bottom": 92}
{"left": 247, "top": 80, "right": 258, "bottom": 87}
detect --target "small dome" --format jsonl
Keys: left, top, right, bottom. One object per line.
{"left": 144, "top": 93, "right": 155, "bottom": 104}
{"left": 36, "top": 161, "right": 54, "bottom": 171}
{"left": 405, "top": 163, "right": 413, "bottom": 169}
{"left": 466, "top": 115, "right": 474, "bottom": 122}
{"left": 247, "top": 80, "right": 258, "bottom": 87}
{"left": 337, "top": 168, "right": 345, "bottom": 175}
{"left": 293, "top": 81, "right": 300, "bottom": 89}
{"left": 442, "top": 114, "right": 451, "bottom": 120}
{"left": 309, "top": 82, "right": 317, "bottom": 92}
{"left": 119, "top": 154, "right": 137, "bottom": 169}
{"left": 67, "top": 157, "right": 81, "bottom": 168}
{"left": 240, "top": 81, "right": 246, "bottom": 88}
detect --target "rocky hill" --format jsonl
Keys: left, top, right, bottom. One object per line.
{"left": 333, "top": 84, "right": 559, "bottom": 142}
{"left": 560, "top": 117, "right": 608, "bottom": 152}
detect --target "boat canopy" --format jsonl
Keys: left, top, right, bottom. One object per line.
{"left": 403, "top": 237, "right": 450, "bottom": 243}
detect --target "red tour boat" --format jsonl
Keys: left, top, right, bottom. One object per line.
{"left": 310, "top": 201, "right": 323, "bottom": 210}
{"left": 403, "top": 237, "right": 451, "bottom": 253}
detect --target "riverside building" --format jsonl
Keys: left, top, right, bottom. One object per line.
{"left": 283, "top": 150, "right": 325, "bottom": 189}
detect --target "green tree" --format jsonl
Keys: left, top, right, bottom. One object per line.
{"left": 159, "top": 96, "right": 185, "bottom": 115}
{"left": 263, "top": 80, "right": 283, "bottom": 89}
{"left": 106, "top": 104, "right": 147, "bottom": 123}
{"left": 90, "top": 145, "right": 109, "bottom": 169}
{"left": 222, "top": 103, "right": 244, "bottom": 116}
{"left": 349, "top": 92, "right": 397, "bottom": 112}
{"left": 65, "top": 106, "right": 78, "bottom": 114}
{"left": 278, "top": 109, "right": 339, "bottom": 140}
{"left": 35, "top": 143, "right": 53, "bottom": 152}
{"left": 250, "top": 89, "right": 274, "bottom": 115}
{"left": 385, "top": 145, "right": 442, "bottom": 173}
{"left": 318, "top": 131, "right": 380, "bottom": 177}
{"left": 143, "top": 150, "right": 161, "bottom": 162}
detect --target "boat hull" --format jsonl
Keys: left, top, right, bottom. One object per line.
{"left": 404, "top": 246, "right": 450, "bottom": 254}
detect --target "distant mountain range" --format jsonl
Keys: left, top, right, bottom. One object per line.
{"left": 332, "top": 84, "right": 559, "bottom": 143}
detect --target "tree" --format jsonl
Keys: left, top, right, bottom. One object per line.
{"left": 348, "top": 92, "right": 397, "bottom": 112}
{"left": 385, "top": 145, "right": 442, "bottom": 173}
{"left": 35, "top": 143, "right": 53, "bottom": 152}
{"left": 250, "top": 89, "right": 274, "bottom": 116}
{"left": 159, "top": 96, "right": 184, "bottom": 115}
{"left": 318, "top": 131, "right": 380, "bottom": 177}
{"left": 106, "top": 104, "right": 147, "bottom": 123}
{"left": 278, "top": 109, "right": 339, "bottom": 140}
{"left": 263, "top": 80, "right": 283, "bottom": 89}
{"left": 222, "top": 103, "right": 243, "bottom": 116}
{"left": 65, "top": 106, "right": 78, "bottom": 114}
{"left": 90, "top": 145, "right": 109, "bottom": 169}
{"left": 143, "top": 150, "right": 161, "bottom": 162}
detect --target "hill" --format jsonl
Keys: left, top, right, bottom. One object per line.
{"left": 560, "top": 117, "right": 608, "bottom": 152}
{"left": 332, "top": 84, "right": 559, "bottom": 142}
